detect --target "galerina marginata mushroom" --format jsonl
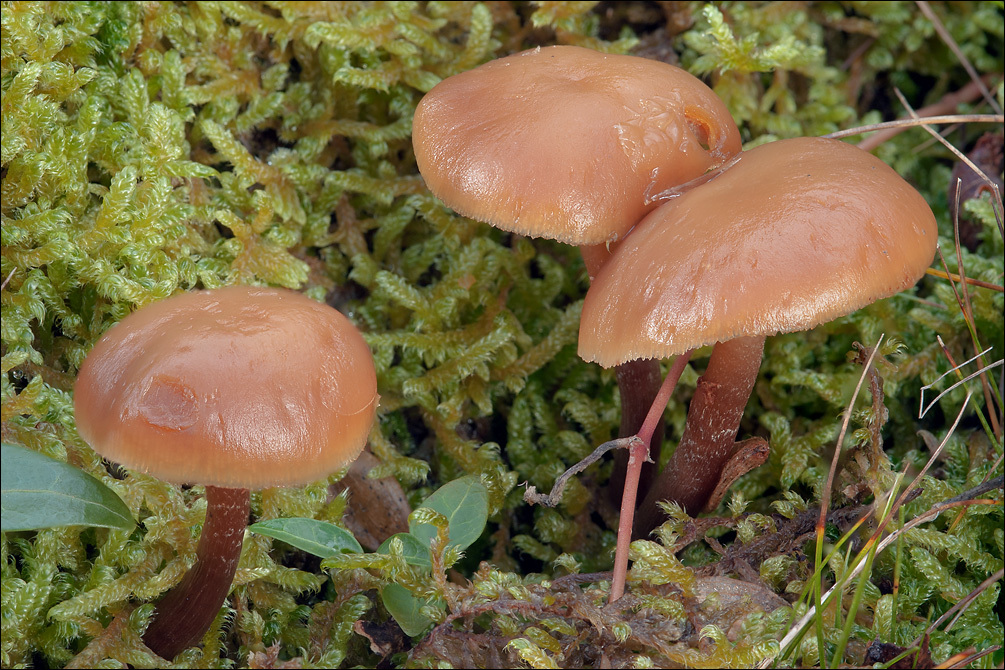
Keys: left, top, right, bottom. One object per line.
{"left": 412, "top": 45, "right": 741, "bottom": 602}
{"left": 74, "top": 285, "right": 379, "bottom": 659}
{"left": 580, "top": 137, "right": 938, "bottom": 549}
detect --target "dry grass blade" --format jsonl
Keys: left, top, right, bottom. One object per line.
{"left": 941, "top": 644, "right": 1003, "bottom": 669}
{"left": 816, "top": 335, "right": 884, "bottom": 553}
{"left": 919, "top": 344, "right": 1000, "bottom": 418}
{"left": 948, "top": 178, "right": 1002, "bottom": 437}
{"left": 918, "top": 567, "right": 1005, "bottom": 642}
{"left": 925, "top": 268, "right": 1003, "bottom": 292}
{"left": 809, "top": 334, "right": 882, "bottom": 668}
{"left": 915, "top": 1, "right": 1003, "bottom": 115}
{"left": 891, "top": 89, "right": 1002, "bottom": 213}
{"left": 763, "top": 392, "right": 976, "bottom": 668}
{"left": 1, "top": 267, "right": 16, "bottom": 291}
{"left": 822, "top": 114, "right": 1003, "bottom": 141}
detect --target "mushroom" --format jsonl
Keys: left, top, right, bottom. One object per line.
{"left": 73, "top": 285, "right": 378, "bottom": 659}
{"left": 412, "top": 45, "right": 740, "bottom": 599}
{"left": 579, "top": 137, "right": 938, "bottom": 534}
{"left": 413, "top": 45, "right": 740, "bottom": 250}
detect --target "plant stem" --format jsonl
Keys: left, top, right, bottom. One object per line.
{"left": 144, "top": 486, "right": 249, "bottom": 660}
{"left": 610, "top": 358, "right": 666, "bottom": 508}
{"left": 580, "top": 244, "right": 667, "bottom": 516}
{"left": 609, "top": 350, "right": 692, "bottom": 603}
{"left": 634, "top": 336, "right": 765, "bottom": 534}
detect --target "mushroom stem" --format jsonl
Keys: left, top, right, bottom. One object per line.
{"left": 610, "top": 359, "right": 666, "bottom": 506}
{"left": 610, "top": 349, "right": 692, "bottom": 602}
{"left": 580, "top": 243, "right": 666, "bottom": 508}
{"left": 144, "top": 485, "right": 250, "bottom": 659}
{"left": 634, "top": 335, "right": 766, "bottom": 534}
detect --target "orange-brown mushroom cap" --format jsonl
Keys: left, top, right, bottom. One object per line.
{"left": 412, "top": 45, "right": 741, "bottom": 245}
{"left": 579, "top": 137, "right": 938, "bottom": 367}
{"left": 74, "top": 286, "right": 378, "bottom": 489}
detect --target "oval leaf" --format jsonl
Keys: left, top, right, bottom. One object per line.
{"left": 377, "top": 532, "right": 432, "bottom": 569}
{"left": 380, "top": 583, "right": 444, "bottom": 637}
{"left": 1, "top": 443, "right": 134, "bottom": 532}
{"left": 249, "top": 517, "right": 362, "bottom": 558}
{"left": 409, "top": 475, "right": 488, "bottom": 552}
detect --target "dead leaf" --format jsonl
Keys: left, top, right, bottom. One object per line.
{"left": 330, "top": 449, "right": 411, "bottom": 551}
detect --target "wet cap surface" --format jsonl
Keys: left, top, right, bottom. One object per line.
{"left": 413, "top": 45, "right": 741, "bottom": 245}
{"left": 74, "top": 286, "right": 379, "bottom": 488}
{"left": 579, "top": 137, "right": 938, "bottom": 367}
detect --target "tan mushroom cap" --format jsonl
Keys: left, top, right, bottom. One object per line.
{"left": 579, "top": 137, "right": 938, "bottom": 367}
{"left": 74, "top": 286, "right": 379, "bottom": 488}
{"left": 413, "top": 45, "right": 741, "bottom": 245}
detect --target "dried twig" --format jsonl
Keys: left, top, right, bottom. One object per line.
{"left": 523, "top": 436, "right": 642, "bottom": 507}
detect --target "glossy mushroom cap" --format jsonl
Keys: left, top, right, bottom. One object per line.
{"left": 74, "top": 286, "right": 379, "bottom": 488}
{"left": 413, "top": 45, "right": 741, "bottom": 245}
{"left": 579, "top": 137, "right": 938, "bottom": 367}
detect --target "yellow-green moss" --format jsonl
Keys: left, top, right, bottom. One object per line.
{"left": 2, "top": 1, "right": 1002, "bottom": 667}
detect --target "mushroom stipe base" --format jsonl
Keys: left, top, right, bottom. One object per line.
{"left": 143, "top": 486, "right": 249, "bottom": 660}
{"left": 610, "top": 357, "right": 666, "bottom": 510}
{"left": 635, "top": 336, "right": 767, "bottom": 534}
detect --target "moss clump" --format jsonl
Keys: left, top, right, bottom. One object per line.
{"left": 2, "top": 1, "right": 1002, "bottom": 667}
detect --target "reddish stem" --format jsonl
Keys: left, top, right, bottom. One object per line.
{"left": 610, "top": 359, "right": 666, "bottom": 506}
{"left": 143, "top": 485, "right": 249, "bottom": 659}
{"left": 634, "top": 336, "right": 765, "bottom": 534}
{"left": 609, "top": 350, "right": 692, "bottom": 602}
{"left": 580, "top": 244, "right": 666, "bottom": 508}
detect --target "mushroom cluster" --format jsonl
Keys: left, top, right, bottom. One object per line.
{"left": 414, "top": 43, "right": 941, "bottom": 603}
{"left": 74, "top": 285, "right": 378, "bottom": 659}
{"left": 413, "top": 44, "right": 742, "bottom": 602}
{"left": 580, "top": 136, "right": 938, "bottom": 534}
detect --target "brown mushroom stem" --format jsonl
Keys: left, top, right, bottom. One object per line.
{"left": 634, "top": 335, "right": 766, "bottom": 534}
{"left": 144, "top": 485, "right": 250, "bottom": 659}
{"left": 610, "top": 359, "right": 666, "bottom": 506}
{"left": 610, "top": 349, "right": 692, "bottom": 602}
{"left": 580, "top": 242, "right": 665, "bottom": 508}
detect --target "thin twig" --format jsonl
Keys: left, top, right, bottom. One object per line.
{"left": 523, "top": 436, "right": 641, "bottom": 507}
{"left": 942, "top": 475, "right": 1004, "bottom": 506}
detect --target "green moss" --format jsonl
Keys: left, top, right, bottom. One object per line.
{"left": 2, "top": 1, "right": 1002, "bottom": 667}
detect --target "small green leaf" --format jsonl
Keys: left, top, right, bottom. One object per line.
{"left": 1, "top": 443, "right": 134, "bottom": 532}
{"left": 380, "top": 583, "right": 443, "bottom": 637}
{"left": 377, "top": 532, "right": 432, "bottom": 568}
{"left": 409, "top": 475, "right": 488, "bottom": 552}
{"left": 249, "top": 518, "right": 362, "bottom": 557}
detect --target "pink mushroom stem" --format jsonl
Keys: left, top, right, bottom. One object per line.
{"left": 610, "top": 349, "right": 692, "bottom": 602}
{"left": 144, "top": 485, "right": 250, "bottom": 659}
{"left": 581, "top": 244, "right": 666, "bottom": 507}
{"left": 634, "top": 335, "right": 766, "bottom": 534}
{"left": 611, "top": 359, "right": 666, "bottom": 504}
